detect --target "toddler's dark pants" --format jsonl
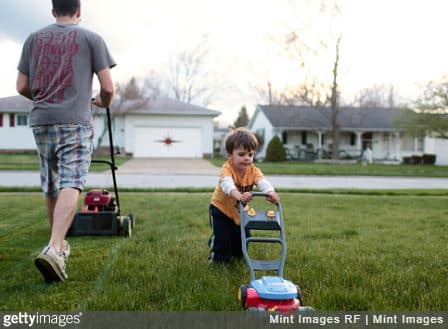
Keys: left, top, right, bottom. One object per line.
{"left": 208, "top": 204, "right": 249, "bottom": 263}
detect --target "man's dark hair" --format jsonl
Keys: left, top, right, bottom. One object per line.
{"left": 225, "top": 127, "right": 259, "bottom": 154}
{"left": 52, "top": 0, "right": 80, "bottom": 16}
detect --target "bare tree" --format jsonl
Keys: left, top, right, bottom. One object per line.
{"left": 253, "top": 80, "right": 288, "bottom": 105}
{"left": 399, "top": 76, "right": 448, "bottom": 139}
{"left": 95, "top": 76, "right": 152, "bottom": 151}
{"left": 353, "top": 84, "right": 397, "bottom": 108}
{"left": 168, "top": 38, "right": 213, "bottom": 106}
{"left": 278, "top": 0, "right": 343, "bottom": 158}
{"left": 142, "top": 70, "right": 165, "bottom": 101}
{"left": 330, "top": 36, "right": 341, "bottom": 159}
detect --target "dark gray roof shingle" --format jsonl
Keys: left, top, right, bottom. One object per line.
{"left": 0, "top": 96, "right": 32, "bottom": 113}
{"left": 95, "top": 97, "right": 220, "bottom": 117}
{"left": 257, "top": 105, "right": 410, "bottom": 131}
{"left": 0, "top": 95, "right": 221, "bottom": 117}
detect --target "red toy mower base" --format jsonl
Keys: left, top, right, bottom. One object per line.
{"left": 239, "top": 286, "right": 300, "bottom": 312}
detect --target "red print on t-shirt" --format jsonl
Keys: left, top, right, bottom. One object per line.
{"left": 32, "top": 30, "right": 80, "bottom": 103}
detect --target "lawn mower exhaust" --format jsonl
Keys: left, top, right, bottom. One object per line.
{"left": 67, "top": 106, "right": 134, "bottom": 237}
{"left": 238, "top": 192, "right": 313, "bottom": 313}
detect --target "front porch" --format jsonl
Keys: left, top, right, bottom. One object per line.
{"left": 277, "top": 129, "right": 424, "bottom": 162}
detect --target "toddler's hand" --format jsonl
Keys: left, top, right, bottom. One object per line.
{"left": 230, "top": 189, "right": 243, "bottom": 202}
{"left": 241, "top": 192, "right": 253, "bottom": 204}
{"left": 266, "top": 191, "right": 280, "bottom": 204}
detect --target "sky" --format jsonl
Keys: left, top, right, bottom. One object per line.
{"left": 1, "top": 0, "right": 448, "bottom": 125}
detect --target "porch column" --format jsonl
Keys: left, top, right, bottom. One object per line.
{"left": 394, "top": 132, "right": 401, "bottom": 161}
{"left": 413, "top": 137, "right": 418, "bottom": 153}
{"left": 356, "top": 131, "right": 362, "bottom": 155}
{"left": 317, "top": 131, "right": 323, "bottom": 159}
{"left": 388, "top": 132, "right": 392, "bottom": 159}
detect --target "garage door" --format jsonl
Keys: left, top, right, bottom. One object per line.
{"left": 134, "top": 127, "right": 202, "bottom": 158}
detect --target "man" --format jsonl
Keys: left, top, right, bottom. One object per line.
{"left": 16, "top": 0, "right": 116, "bottom": 282}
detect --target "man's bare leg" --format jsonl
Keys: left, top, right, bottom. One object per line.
{"left": 48, "top": 188, "right": 79, "bottom": 253}
{"left": 46, "top": 196, "right": 57, "bottom": 229}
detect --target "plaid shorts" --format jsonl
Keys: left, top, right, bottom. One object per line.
{"left": 32, "top": 125, "right": 94, "bottom": 197}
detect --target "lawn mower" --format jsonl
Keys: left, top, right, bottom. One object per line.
{"left": 238, "top": 192, "right": 313, "bottom": 312}
{"left": 67, "top": 106, "right": 134, "bottom": 237}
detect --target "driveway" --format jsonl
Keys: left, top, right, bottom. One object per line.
{"left": 117, "top": 158, "right": 219, "bottom": 175}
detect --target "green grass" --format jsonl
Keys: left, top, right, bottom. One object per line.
{"left": 210, "top": 158, "right": 448, "bottom": 177}
{"left": 0, "top": 153, "right": 131, "bottom": 172}
{"left": 0, "top": 192, "right": 447, "bottom": 311}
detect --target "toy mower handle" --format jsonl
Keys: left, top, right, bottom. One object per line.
{"left": 236, "top": 192, "right": 278, "bottom": 202}
{"left": 251, "top": 192, "right": 271, "bottom": 198}
{"left": 236, "top": 192, "right": 281, "bottom": 208}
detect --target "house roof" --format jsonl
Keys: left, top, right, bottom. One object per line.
{"left": 0, "top": 95, "right": 221, "bottom": 117}
{"left": 94, "top": 97, "right": 221, "bottom": 117}
{"left": 254, "top": 105, "right": 411, "bottom": 131}
{"left": 0, "top": 96, "right": 32, "bottom": 113}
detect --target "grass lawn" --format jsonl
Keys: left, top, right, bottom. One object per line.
{"left": 0, "top": 192, "right": 447, "bottom": 311}
{"left": 210, "top": 158, "right": 448, "bottom": 177}
{"left": 0, "top": 152, "right": 130, "bottom": 172}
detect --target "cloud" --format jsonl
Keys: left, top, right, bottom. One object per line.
{"left": 0, "top": 0, "right": 51, "bottom": 42}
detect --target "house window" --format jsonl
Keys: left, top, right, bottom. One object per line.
{"left": 416, "top": 136, "right": 424, "bottom": 152}
{"left": 9, "top": 114, "right": 15, "bottom": 127}
{"left": 301, "top": 131, "right": 307, "bottom": 145}
{"left": 16, "top": 115, "right": 28, "bottom": 126}
{"left": 350, "top": 133, "right": 356, "bottom": 146}
{"left": 0, "top": 114, "right": 3, "bottom": 127}
{"left": 282, "top": 131, "right": 288, "bottom": 144}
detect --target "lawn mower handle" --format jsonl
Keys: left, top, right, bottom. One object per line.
{"left": 90, "top": 105, "right": 120, "bottom": 215}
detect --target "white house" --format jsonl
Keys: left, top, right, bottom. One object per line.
{"left": 0, "top": 96, "right": 35, "bottom": 151}
{"left": 248, "top": 105, "right": 448, "bottom": 165}
{"left": 0, "top": 95, "right": 220, "bottom": 158}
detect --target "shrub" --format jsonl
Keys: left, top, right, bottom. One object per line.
{"left": 402, "top": 156, "right": 412, "bottom": 165}
{"left": 265, "top": 136, "right": 286, "bottom": 162}
{"left": 411, "top": 155, "right": 423, "bottom": 165}
{"left": 422, "top": 153, "right": 436, "bottom": 165}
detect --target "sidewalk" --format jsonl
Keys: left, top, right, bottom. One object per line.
{"left": 1, "top": 171, "right": 447, "bottom": 189}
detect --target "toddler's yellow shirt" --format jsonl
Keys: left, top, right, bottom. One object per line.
{"left": 211, "top": 160, "right": 263, "bottom": 225}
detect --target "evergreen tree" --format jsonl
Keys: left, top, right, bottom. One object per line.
{"left": 233, "top": 106, "right": 249, "bottom": 128}
{"left": 265, "top": 136, "right": 286, "bottom": 162}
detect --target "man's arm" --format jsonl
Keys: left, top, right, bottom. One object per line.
{"left": 93, "top": 68, "right": 114, "bottom": 108}
{"left": 16, "top": 72, "right": 32, "bottom": 100}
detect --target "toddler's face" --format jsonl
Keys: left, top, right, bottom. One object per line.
{"left": 229, "top": 146, "right": 255, "bottom": 172}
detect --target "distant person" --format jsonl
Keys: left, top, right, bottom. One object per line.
{"left": 16, "top": 0, "right": 116, "bottom": 282}
{"left": 208, "top": 128, "right": 280, "bottom": 263}
{"left": 362, "top": 146, "right": 373, "bottom": 165}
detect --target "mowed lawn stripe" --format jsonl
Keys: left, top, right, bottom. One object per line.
{"left": 0, "top": 192, "right": 447, "bottom": 311}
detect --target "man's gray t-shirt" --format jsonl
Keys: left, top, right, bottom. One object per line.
{"left": 18, "top": 24, "right": 116, "bottom": 126}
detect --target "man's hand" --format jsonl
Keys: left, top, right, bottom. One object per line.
{"left": 92, "top": 97, "right": 105, "bottom": 108}
{"left": 266, "top": 191, "right": 280, "bottom": 204}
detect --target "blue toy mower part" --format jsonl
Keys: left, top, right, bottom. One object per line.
{"left": 238, "top": 192, "right": 313, "bottom": 312}
{"left": 249, "top": 276, "right": 298, "bottom": 300}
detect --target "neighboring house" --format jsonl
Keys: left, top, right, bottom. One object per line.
{"left": 0, "top": 95, "right": 220, "bottom": 158}
{"left": 248, "top": 105, "right": 448, "bottom": 165}
{"left": 0, "top": 96, "right": 34, "bottom": 151}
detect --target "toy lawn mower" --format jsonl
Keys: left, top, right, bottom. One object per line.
{"left": 67, "top": 106, "right": 134, "bottom": 237}
{"left": 238, "top": 192, "right": 313, "bottom": 312}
